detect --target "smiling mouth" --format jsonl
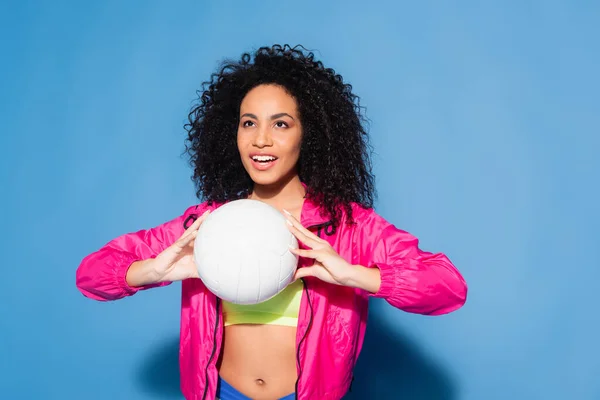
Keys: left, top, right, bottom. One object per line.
{"left": 251, "top": 155, "right": 278, "bottom": 163}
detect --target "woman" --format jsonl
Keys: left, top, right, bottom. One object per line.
{"left": 76, "top": 44, "right": 467, "bottom": 400}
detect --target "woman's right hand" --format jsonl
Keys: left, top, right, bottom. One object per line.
{"left": 125, "top": 210, "right": 210, "bottom": 287}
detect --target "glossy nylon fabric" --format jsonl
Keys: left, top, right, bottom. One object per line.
{"left": 76, "top": 196, "right": 467, "bottom": 400}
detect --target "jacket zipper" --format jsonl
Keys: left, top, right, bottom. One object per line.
{"left": 202, "top": 296, "right": 220, "bottom": 400}
{"left": 294, "top": 221, "right": 329, "bottom": 399}
{"left": 294, "top": 278, "right": 313, "bottom": 400}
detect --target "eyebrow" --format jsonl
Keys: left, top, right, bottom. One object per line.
{"left": 241, "top": 112, "right": 295, "bottom": 121}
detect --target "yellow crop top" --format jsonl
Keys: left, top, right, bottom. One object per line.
{"left": 221, "top": 279, "right": 304, "bottom": 327}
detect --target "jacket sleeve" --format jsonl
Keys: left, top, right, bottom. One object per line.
{"left": 76, "top": 205, "right": 203, "bottom": 301}
{"left": 359, "top": 209, "right": 467, "bottom": 315}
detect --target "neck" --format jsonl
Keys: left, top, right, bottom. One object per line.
{"left": 249, "top": 174, "right": 305, "bottom": 212}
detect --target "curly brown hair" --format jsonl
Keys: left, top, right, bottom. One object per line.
{"left": 184, "top": 44, "right": 376, "bottom": 229}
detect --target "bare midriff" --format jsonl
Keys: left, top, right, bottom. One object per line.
{"left": 218, "top": 324, "right": 298, "bottom": 399}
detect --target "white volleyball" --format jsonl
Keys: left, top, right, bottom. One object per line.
{"left": 193, "top": 199, "right": 299, "bottom": 304}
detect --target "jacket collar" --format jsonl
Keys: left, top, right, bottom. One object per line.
{"left": 299, "top": 182, "right": 331, "bottom": 228}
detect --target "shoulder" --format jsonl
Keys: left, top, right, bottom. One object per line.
{"left": 346, "top": 203, "right": 391, "bottom": 230}
{"left": 179, "top": 201, "right": 220, "bottom": 223}
{"left": 179, "top": 199, "right": 231, "bottom": 224}
{"left": 181, "top": 201, "right": 210, "bottom": 217}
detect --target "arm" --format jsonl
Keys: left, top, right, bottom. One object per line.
{"left": 75, "top": 205, "right": 200, "bottom": 301}
{"left": 357, "top": 210, "right": 467, "bottom": 316}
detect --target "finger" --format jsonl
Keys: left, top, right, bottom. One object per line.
{"left": 282, "top": 210, "right": 326, "bottom": 244}
{"left": 176, "top": 210, "right": 210, "bottom": 248}
{"left": 294, "top": 266, "right": 317, "bottom": 280}
{"left": 286, "top": 223, "right": 321, "bottom": 249}
{"left": 175, "top": 229, "right": 198, "bottom": 249}
{"left": 180, "top": 210, "right": 210, "bottom": 240}
{"left": 283, "top": 214, "right": 326, "bottom": 249}
{"left": 188, "top": 210, "right": 210, "bottom": 232}
{"left": 289, "top": 247, "right": 316, "bottom": 259}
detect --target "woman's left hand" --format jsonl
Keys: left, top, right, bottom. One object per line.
{"left": 283, "top": 210, "right": 354, "bottom": 286}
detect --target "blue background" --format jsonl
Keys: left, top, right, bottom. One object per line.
{"left": 1, "top": 1, "right": 598, "bottom": 399}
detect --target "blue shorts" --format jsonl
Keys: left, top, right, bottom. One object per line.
{"left": 216, "top": 376, "right": 295, "bottom": 400}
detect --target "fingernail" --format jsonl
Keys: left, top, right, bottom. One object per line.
{"left": 283, "top": 209, "right": 291, "bottom": 216}
{"left": 286, "top": 220, "right": 293, "bottom": 226}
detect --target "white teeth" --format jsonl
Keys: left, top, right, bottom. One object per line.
{"left": 252, "top": 155, "right": 276, "bottom": 162}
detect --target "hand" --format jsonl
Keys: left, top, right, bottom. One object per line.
{"left": 283, "top": 210, "right": 354, "bottom": 286}
{"left": 150, "top": 210, "right": 211, "bottom": 282}
{"left": 126, "top": 210, "right": 210, "bottom": 286}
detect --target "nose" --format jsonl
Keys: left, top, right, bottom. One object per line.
{"left": 252, "top": 125, "right": 273, "bottom": 148}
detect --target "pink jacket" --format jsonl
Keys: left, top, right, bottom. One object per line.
{"left": 76, "top": 197, "right": 467, "bottom": 400}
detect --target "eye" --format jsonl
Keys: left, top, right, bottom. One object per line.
{"left": 274, "top": 121, "right": 288, "bottom": 128}
{"left": 242, "top": 120, "right": 255, "bottom": 127}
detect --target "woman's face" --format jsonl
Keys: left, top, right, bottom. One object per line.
{"left": 237, "top": 84, "right": 303, "bottom": 187}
